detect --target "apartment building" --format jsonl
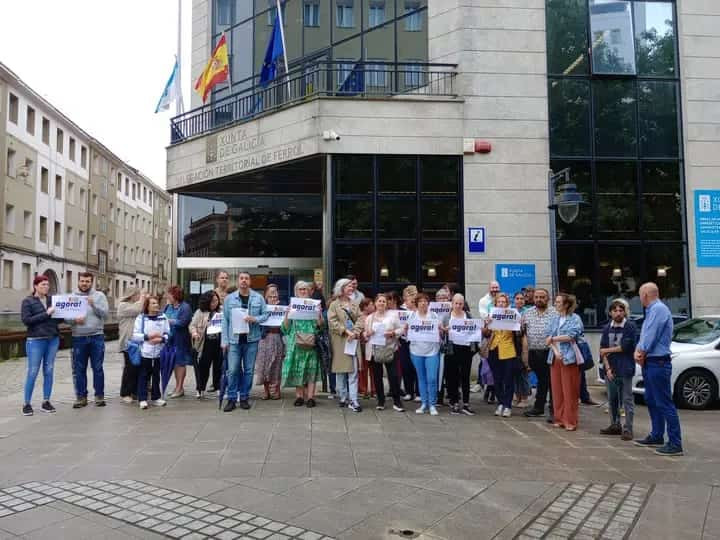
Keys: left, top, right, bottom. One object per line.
{"left": 0, "top": 62, "right": 174, "bottom": 311}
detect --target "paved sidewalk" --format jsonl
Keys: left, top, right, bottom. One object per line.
{"left": 0, "top": 342, "right": 718, "bottom": 539}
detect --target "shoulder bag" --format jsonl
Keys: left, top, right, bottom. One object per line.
{"left": 126, "top": 315, "right": 145, "bottom": 366}
{"left": 294, "top": 320, "right": 316, "bottom": 350}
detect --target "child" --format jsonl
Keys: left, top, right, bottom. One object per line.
{"left": 132, "top": 295, "right": 170, "bottom": 409}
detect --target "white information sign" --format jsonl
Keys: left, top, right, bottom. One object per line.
{"left": 189, "top": 281, "right": 201, "bottom": 294}
{"left": 489, "top": 308, "right": 521, "bottom": 331}
{"left": 231, "top": 308, "right": 249, "bottom": 334}
{"left": 51, "top": 295, "right": 88, "bottom": 319}
{"left": 261, "top": 305, "right": 289, "bottom": 327}
{"left": 407, "top": 319, "right": 440, "bottom": 343}
{"left": 448, "top": 318, "right": 484, "bottom": 345}
{"left": 288, "top": 297, "right": 321, "bottom": 320}
{"left": 206, "top": 312, "right": 223, "bottom": 335}
{"left": 200, "top": 283, "right": 214, "bottom": 293}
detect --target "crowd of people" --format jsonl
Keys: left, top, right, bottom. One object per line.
{"left": 19, "top": 270, "right": 684, "bottom": 456}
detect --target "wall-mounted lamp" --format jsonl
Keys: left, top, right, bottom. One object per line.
{"left": 380, "top": 266, "right": 389, "bottom": 278}
{"left": 567, "top": 266, "right": 576, "bottom": 278}
{"left": 657, "top": 267, "right": 667, "bottom": 278}
{"left": 612, "top": 267, "right": 622, "bottom": 278}
{"left": 427, "top": 267, "right": 437, "bottom": 278}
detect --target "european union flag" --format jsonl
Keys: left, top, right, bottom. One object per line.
{"left": 338, "top": 63, "right": 365, "bottom": 95}
{"left": 260, "top": 11, "right": 284, "bottom": 87}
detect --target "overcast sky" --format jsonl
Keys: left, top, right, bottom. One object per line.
{"left": 0, "top": 0, "right": 193, "bottom": 188}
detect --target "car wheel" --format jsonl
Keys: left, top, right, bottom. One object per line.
{"left": 674, "top": 369, "right": 718, "bottom": 410}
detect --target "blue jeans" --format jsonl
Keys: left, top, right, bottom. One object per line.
{"left": 227, "top": 341, "right": 259, "bottom": 401}
{"left": 643, "top": 358, "right": 682, "bottom": 447}
{"left": 72, "top": 334, "right": 105, "bottom": 398}
{"left": 410, "top": 353, "right": 440, "bottom": 407}
{"left": 25, "top": 337, "right": 59, "bottom": 403}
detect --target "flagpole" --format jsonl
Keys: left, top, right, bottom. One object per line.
{"left": 275, "top": 0, "right": 292, "bottom": 98}
{"left": 176, "top": 0, "right": 184, "bottom": 115}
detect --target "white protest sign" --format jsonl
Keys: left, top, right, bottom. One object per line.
{"left": 369, "top": 322, "right": 387, "bottom": 346}
{"left": 206, "top": 312, "right": 223, "bottom": 335}
{"left": 144, "top": 318, "right": 166, "bottom": 337}
{"left": 288, "top": 297, "right": 321, "bottom": 320}
{"left": 489, "top": 308, "right": 521, "bottom": 331}
{"left": 429, "top": 302, "right": 451, "bottom": 319}
{"left": 343, "top": 337, "right": 358, "bottom": 356}
{"left": 396, "top": 310, "right": 411, "bottom": 324}
{"left": 261, "top": 305, "right": 289, "bottom": 327}
{"left": 51, "top": 295, "right": 88, "bottom": 318}
{"left": 407, "top": 319, "right": 440, "bottom": 343}
{"left": 449, "top": 318, "right": 483, "bottom": 345}
{"left": 231, "top": 308, "right": 249, "bottom": 334}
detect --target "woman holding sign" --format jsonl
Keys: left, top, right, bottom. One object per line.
{"left": 445, "top": 294, "right": 476, "bottom": 416}
{"left": 255, "top": 284, "right": 285, "bottom": 400}
{"left": 405, "top": 293, "right": 442, "bottom": 415}
{"left": 190, "top": 290, "right": 223, "bottom": 399}
{"left": 132, "top": 295, "right": 170, "bottom": 409}
{"left": 328, "top": 278, "right": 363, "bottom": 412}
{"left": 20, "top": 275, "right": 60, "bottom": 416}
{"left": 282, "top": 281, "right": 324, "bottom": 407}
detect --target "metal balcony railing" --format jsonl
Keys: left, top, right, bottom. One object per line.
{"left": 170, "top": 60, "right": 457, "bottom": 144}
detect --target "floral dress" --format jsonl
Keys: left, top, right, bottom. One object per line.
{"left": 255, "top": 328, "right": 285, "bottom": 389}
{"left": 281, "top": 319, "right": 322, "bottom": 387}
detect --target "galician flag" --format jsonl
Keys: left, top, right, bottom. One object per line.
{"left": 155, "top": 59, "right": 182, "bottom": 113}
{"left": 194, "top": 34, "right": 230, "bottom": 103}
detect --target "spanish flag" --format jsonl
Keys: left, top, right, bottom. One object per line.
{"left": 194, "top": 34, "right": 230, "bottom": 103}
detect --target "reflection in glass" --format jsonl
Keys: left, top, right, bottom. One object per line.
{"left": 597, "top": 244, "right": 641, "bottom": 320}
{"left": 378, "top": 199, "right": 417, "bottom": 238}
{"left": 421, "top": 156, "right": 458, "bottom": 194}
{"left": 596, "top": 161, "right": 638, "bottom": 237}
{"left": 589, "top": 0, "right": 637, "bottom": 75}
{"left": 639, "top": 81, "right": 679, "bottom": 158}
{"left": 422, "top": 243, "right": 459, "bottom": 283}
{"left": 642, "top": 162, "right": 682, "bottom": 240}
{"left": 558, "top": 244, "right": 597, "bottom": 327}
{"left": 335, "top": 243, "right": 372, "bottom": 282}
{"left": 335, "top": 200, "right": 372, "bottom": 239}
{"left": 552, "top": 161, "right": 593, "bottom": 240}
{"left": 645, "top": 244, "right": 689, "bottom": 315}
{"left": 546, "top": 0, "right": 589, "bottom": 75}
{"left": 422, "top": 200, "right": 458, "bottom": 239}
{"left": 549, "top": 79, "right": 590, "bottom": 156}
{"left": 378, "top": 242, "right": 417, "bottom": 283}
{"left": 378, "top": 156, "right": 416, "bottom": 194}
{"left": 593, "top": 80, "right": 637, "bottom": 157}
{"left": 635, "top": 1, "right": 676, "bottom": 77}
{"left": 335, "top": 155, "right": 373, "bottom": 194}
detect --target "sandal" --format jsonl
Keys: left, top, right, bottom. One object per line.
{"left": 306, "top": 399, "right": 316, "bottom": 408}
{"left": 552, "top": 423, "right": 565, "bottom": 429}
{"left": 294, "top": 397, "right": 305, "bottom": 406}
{"left": 565, "top": 426, "right": 577, "bottom": 432}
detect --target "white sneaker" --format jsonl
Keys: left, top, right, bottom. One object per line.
{"left": 414, "top": 396, "right": 422, "bottom": 403}
{"left": 121, "top": 396, "right": 133, "bottom": 404}
{"left": 327, "top": 394, "right": 336, "bottom": 400}
{"left": 470, "top": 384, "right": 482, "bottom": 393}
{"left": 139, "top": 401, "right": 148, "bottom": 410}
{"left": 415, "top": 406, "right": 427, "bottom": 414}
{"left": 152, "top": 399, "right": 167, "bottom": 407}
{"left": 502, "top": 408, "right": 512, "bottom": 418}
{"left": 402, "top": 394, "right": 412, "bottom": 401}
{"left": 196, "top": 391, "right": 203, "bottom": 399}
{"left": 392, "top": 404, "right": 405, "bottom": 412}
{"left": 429, "top": 406, "right": 439, "bottom": 416}
{"left": 494, "top": 405, "right": 504, "bottom": 416}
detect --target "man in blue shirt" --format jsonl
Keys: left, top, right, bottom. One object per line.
{"left": 633, "top": 283, "right": 683, "bottom": 456}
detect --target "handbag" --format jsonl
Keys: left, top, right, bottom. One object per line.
{"left": 126, "top": 315, "right": 145, "bottom": 366}
{"left": 372, "top": 343, "right": 395, "bottom": 363}
{"left": 572, "top": 339, "right": 595, "bottom": 371}
{"left": 294, "top": 321, "right": 316, "bottom": 349}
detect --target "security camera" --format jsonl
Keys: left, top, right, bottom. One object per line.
{"left": 323, "top": 130, "right": 341, "bottom": 141}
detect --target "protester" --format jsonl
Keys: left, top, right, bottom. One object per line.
{"left": 282, "top": 281, "right": 324, "bottom": 407}
{"left": 483, "top": 292, "right": 522, "bottom": 417}
{"left": 546, "top": 293, "right": 584, "bottom": 431}
{"left": 445, "top": 293, "right": 475, "bottom": 415}
{"left": 472, "top": 280, "right": 500, "bottom": 393}
{"left": 346, "top": 275, "right": 365, "bottom": 304}
{"left": 513, "top": 292, "right": 532, "bottom": 408}
{"left": 221, "top": 272, "right": 269, "bottom": 412}
{"left": 132, "top": 295, "right": 169, "bottom": 410}
{"left": 311, "top": 280, "right": 327, "bottom": 311}
{"left": 164, "top": 286, "right": 193, "bottom": 398}
{"left": 599, "top": 298, "right": 637, "bottom": 441}
{"left": 20, "top": 275, "right": 60, "bottom": 416}
{"left": 399, "top": 285, "right": 419, "bottom": 401}
{"left": 118, "top": 287, "right": 147, "bottom": 403}
{"left": 633, "top": 283, "right": 683, "bottom": 456}
{"left": 67, "top": 272, "right": 109, "bottom": 409}
{"left": 189, "top": 290, "right": 223, "bottom": 399}
{"left": 214, "top": 270, "right": 230, "bottom": 306}
{"left": 522, "top": 288, "right": 556, "bottom": 419}
{"left": 435, "top": 287, "right": 452, "bottom": 405}
{"left": 255, "top": 284, "right": 285, "bottom": 400}
{"left": 406, "top": 292, "right": 441, "bottom": 415}
{"left": 357, "top": 297, "right": 376, "bottom": 399}
{"left": 328, "top": 278, "right": 363, "bottom": 412}
{"left": 364, "top": 293, "right": 405, "bottom": 412}
{"left": 523, "top": 286, "right": 536, "bottom": 308}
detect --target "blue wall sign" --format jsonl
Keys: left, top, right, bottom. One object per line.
{"left": 695, "top": 190, "right": 720, "bottom": 267}
{"left": 468, "top": 227, "right": 485, "bottom": 253}
{"left": 495, "top": 264, "right": 536, "bottom": 296}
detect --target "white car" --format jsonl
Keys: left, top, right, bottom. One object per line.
{"left": 597, "top": 316, "right": 720, "bottom": 410}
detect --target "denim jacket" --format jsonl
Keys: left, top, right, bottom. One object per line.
{"left": 221, "top": 289, "right": 269, "bottom": 346}
{"left": 546, "top": 313, "right": 585, "bottom": 366}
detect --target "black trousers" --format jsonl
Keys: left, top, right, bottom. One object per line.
{"left": 397, "top": 340, "right": 418, "bottom": 397}
{"left": 528, "top": 349, "right": 551, "bottom": 413}
{"left": 137, "top": 356, "right": 161, "bottom": 401}
{"left": 372, "top": 357, "right": 402, "bottom": 407}
{"left": 120, "top": 351, "right": 139, "bottom": 398}
{"left": 445, "top": 344, "right": 473, "bottom": 405}
{"left": 197, "top": 335, "right": 221, "bottom": 392}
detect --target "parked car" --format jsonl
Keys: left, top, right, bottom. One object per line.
{"left": 597, "top": 316, "right": 720, "bottom": 410}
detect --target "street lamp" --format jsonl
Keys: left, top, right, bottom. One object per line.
{"left": 548, "top": 168, "right": 586, "bottom": 296}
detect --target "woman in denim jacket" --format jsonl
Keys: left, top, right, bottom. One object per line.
{"left": 546, "top": 292, "right": 584, "bottom": 431}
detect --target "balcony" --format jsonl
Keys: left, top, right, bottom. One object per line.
{"left": 170, "top": 60, "right": 457, "bottom": 144}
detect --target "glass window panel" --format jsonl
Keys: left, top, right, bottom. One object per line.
{"left": 645, "top": 244, "right": 689, "bottom": 316}
{"left": 335, "top": 243, "right": 372, "bottom": 282}
{"left": 552, "top": 160, "right": 593, "bottom": 240}
{"left": 422, "top": 199, "right": 458, "bottom": 239}
{"left": 642, "top": 162, "right": 682, "bottom": 240}
{"left": 596, "top": 161, "right": 639, "bottom": 238}
{"left": 335, "top": 200, "right": 373, "bottom": 238}
{"left": 216, "top": 0, "right": 233, "bottom": 27}
{"left": 397, "top": 3, "right": 427, "bottom": 63}
{"left": 597, "top": 244, "right": 642, "bottom": 322}
{"left": 231, "top": 21, "right": 254, "bottom": 89}
{"left": 589, "top": 0, "right": 637, "bottom": 75}
{"left": 364, "top": 7, "right": 396, "bottom": 84}
{"left": 303, "top": 2, "right": 330, "bottom": 54}
{"left": 335, "top": 155, "right": 373, "bottom": 195}
{"left": 421, "top": 156, "right": 458, "bottom": 194}
{"left": 422, "top": 243, "right": 460, "bottom": 284}
{"left": 593, "top": 80, "right": 637, "bottom": 157}
{"left": 335, "top": 0, "right": 355, "bottom": 29}
{"left": 638, "top": 81, "right": 679, "bottom": 158}
{"left": 368, "top": 1, "right": 386, "bottom": 28}
{"left": 378, "top": 199, "right": 417, "bottom": 238}
{"left": 558, "top": 244, "right": 598, "bottom": 327}
{"left": 333, "top": 35, "right": 362, "bottom": 87}
{"left": 378, "top": 156, "right": 416, "bottom": 194}
{"left": 304, "top": 1, "right": 320, "bottom": 27}
{"left": 378, "top": 241, "right": 417, "bottom": 284}
{"left": 635, "top": 1, "right": 676, "bottom": 77}
{"left": 546, "top": 0, "right": 589, "bottom": 75}
{"left": 549, "top": 79, "right": 591, "bottom": 157}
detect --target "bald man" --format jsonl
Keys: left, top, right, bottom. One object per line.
{"left": 633, "top": 283, "right": 683, "bottom": 456}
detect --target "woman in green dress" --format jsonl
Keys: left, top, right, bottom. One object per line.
{"left": 282, "top": 281, "right": 324, "bottom": 408}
